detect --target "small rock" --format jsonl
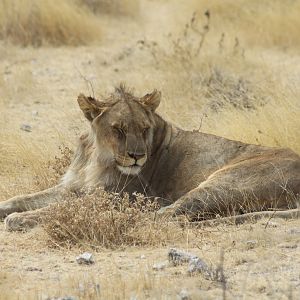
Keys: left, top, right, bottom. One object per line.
{"left": 25, "top": 266, "right": 42, "bottom": 272}
{"left": 152, "top": 261, "right": 167, "bottom": 271}
{"left": 32, "top": 110, "right": 38, "bottom": 117}
{"left": 140, "top": 255, "right": 146, "bottom": 259}
{"left": 278, "top": 243, "right": 297, "bottom": 249}
{"left": 178, "top": 289, "right": 191, "bottom": 300}
{"left": 42, "top": 297, "right": 77, "bottom": 300}
{"left": 76, "top": 252, "right": 94, "bottom": 265}
{"left": 188, "top": 257, "right": 210, "bottom": 276}
{"left": 246, "top": 240, "right": 258, "bottom": 250}
{"left": 168, "top": 248, "right": 198, "bottom": 266}
{"left": 261, "top": 221, "right": 279, "bottom": 227}
{"left": 288, "top": 228, "right": 300, "bottom": 235}
{"left": 20, "top": 124, "right": 32, "bottom": 132}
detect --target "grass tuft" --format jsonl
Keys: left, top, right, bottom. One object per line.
{"left": 0, "top": 0, "right": 102, "bottom": 46}
{"left": 43, "top": 189, "right": 182, "bottom": 249}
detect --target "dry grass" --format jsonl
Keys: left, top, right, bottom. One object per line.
{"left": 0, "top": 0, "right": 101, "bottom": 46}
{"left": 137, "top": 10, "right": 300, "bottom": 154}
{"left": 0, "top": 0, "right": 300, "bottom": 298}
{"left": 43, "top": 189, "right": 183, "bottom": 249}
{"left": 195, "top": 0, "right": 300, "bottom": 49}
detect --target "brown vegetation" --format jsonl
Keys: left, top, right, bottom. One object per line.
{"left": 0, "top": 0, "right": 101, "bottom": 46}
{"left": 0, "top": 0, "right": 300, "bottom": 298}
{"left": 43, "top": 190, "right": 183, "bottom": 249}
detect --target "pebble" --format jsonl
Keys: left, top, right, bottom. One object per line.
{"left": 152, "top": 261, "right": 167, "bottom": 271}
{"left": 288, "top": 228, "right": 300, "bottom": 235}
{"left": 246, "top": 240, "right": 258, "bottom": 249}
{"left": 278, "top": 243, "right": 297, "bottom": 249}
{"left": 76, "top": 252, "right": 94, "bottom": 265}
{"left": 178, "top": 289, "right": 191, "bottom": 300}
{"left": 168, "top": 248, "right": 198, "bottom": 266}
{"left": 20, "top": 124, "right": 32, "bottom": 132}
{"left": 188, "top": 257, "right": 210, "bottom": 276}
{"left": 43, "top": 297, "right": 77, "bottom": 300}
{"left": 261, "top": 221, "right": 279, "bottom": 227}
{"left": 25, "top": 266, "right": 42, "bottom": 272}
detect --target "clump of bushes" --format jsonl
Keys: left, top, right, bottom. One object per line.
{"left": 0, "top": 0, "right": 101, "bottom": 46}
{"left": 43, "top": 189, "right": 182, "bottom": 249}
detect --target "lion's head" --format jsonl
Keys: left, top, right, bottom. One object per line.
{"left": 77, "top": 85, "right": 161, "bottom": 176}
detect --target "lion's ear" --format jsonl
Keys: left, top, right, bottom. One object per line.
{"left": 140, "top": 90, "right": 161, "bottom": 111}
{"left": 77, "top": 94, "right": 106, "bottom": 122}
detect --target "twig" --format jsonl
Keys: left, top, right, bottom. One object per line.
{"left": 74, "top": 65, "right": 95, "bottom": 98}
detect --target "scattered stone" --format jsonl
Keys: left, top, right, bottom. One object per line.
{"left": 278, "top": 243, "right": 297, "bottom": 249}
{"left": 178, "top": 289, "right": 191, "bottom": 300}
{"left": 261, "top": 221, "right": 279, "bottom": 227}
{"left": 25, "top": 266, "right": 42, "bottom": 272}
{"left": 246, "top": 240, "right": 258, "bottom": 250}
{"left": 152, "top": 261, "right": 167, "bottom": 271}
{"left": 140, "top": 254, "right": 146, "bottom": 259}
{"left": 32, "top": 110, "right": 39, "bottom": 117}
{"left": 20, "top": 124, "right": 32, "bottom": 132}
{"left": 288, "top": 228, "right": 300, "bottom": 235}
{"left": 43, "top": 296, "right": 77, "bottom": 300}
{"left": 168, "top": 248, "right": 198, "bottom": 266}
{"left": 188, "top": 257, "right": 210, "bottom": 276}
{"left": 76, "top": 252, "right": 94, "bottom": 265}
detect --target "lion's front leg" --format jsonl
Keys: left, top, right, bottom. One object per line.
{"left": 4, "top": 207, "right": 48, "bottom": 231}
{"left": 0, "top": 185, "right": 63, "bottom": 219}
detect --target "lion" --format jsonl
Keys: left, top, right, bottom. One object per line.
{"left": 1, "top": 85, "right": 300, "bottom": 231}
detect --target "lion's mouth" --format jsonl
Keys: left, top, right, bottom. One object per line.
{"left": 116, "top": 164, "right": 142, "bottom": 175}
{"left": 115, "top": 155, "right": 146, "bottom": 175}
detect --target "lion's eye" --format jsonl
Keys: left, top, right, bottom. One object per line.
{"left": 142, "top": 127, "right": 149, "bottom": 135}
{"left": 113, "top": 127, "right": 126, "bottom": 139}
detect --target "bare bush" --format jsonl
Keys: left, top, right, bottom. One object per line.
{"left": 0, "top": 0, "right": 101, "bottom": 46}
{"left": 43, "top": 189, "right": 182, "bottom": 249}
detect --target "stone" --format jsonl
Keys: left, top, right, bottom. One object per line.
{"left": 76, "top": 252, "right": 94, "bottom": 265}
{"left": 288, "top": 228, "right": 300, "bottom": 235}
{"left": 188, "top": 257, "right": 210, "bottom": 276}
{"left": 261, "top": 221, "right": 279, "bottom": 227}
{"left": 20, "top": 124, "right": 32, "bottom": 132}
{"left": 178, "top": 289, "right": 191, "bottom": 300}
{"left": 246, "top": 240, "right": 258, "bottom": 249}
{"left": 25, "top": 266, "right": 42, "bottom": 272}
{"left": 152, "top": 261, "right": 167, "bottom": 271}
{"left": 168, "top": 248, "right": 198, "bottom": 266}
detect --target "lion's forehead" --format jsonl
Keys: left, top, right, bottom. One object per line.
{"left": 105, "top": 102, "right": 153, "bottom": 129}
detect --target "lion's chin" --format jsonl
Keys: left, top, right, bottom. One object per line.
{"left": 117, "top": 165, "right": 142, "bottom": 176}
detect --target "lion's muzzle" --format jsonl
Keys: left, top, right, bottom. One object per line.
{"left": 115, "top": 153, "right": 147, "bottom": 175}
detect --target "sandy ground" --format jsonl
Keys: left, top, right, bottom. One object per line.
{"left": 0, "top": 1, "right": 300, "bottom": 299}
{"left": 0, "top": 219, "right": 300, "bottom": 299}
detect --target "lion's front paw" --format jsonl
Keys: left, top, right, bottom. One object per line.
{"left": 4, "top": 212, "right": 40, "bottom": 231}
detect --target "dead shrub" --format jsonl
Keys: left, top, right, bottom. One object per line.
{"left": 43, "top": 189, "right": 182, "bottom": 249}
{"left": 0, "top": 0, "right": 101, "bottom": 46}
{"left": 138, "top": 12, "right": 264, "bottom": 112}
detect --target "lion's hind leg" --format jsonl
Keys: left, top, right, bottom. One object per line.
{"left": 159, "top": 153, "right": 300, "bottom": 222}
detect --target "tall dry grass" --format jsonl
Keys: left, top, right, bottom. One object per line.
{"left": 194, "top": 0, "right": 300, "bottom": 49}
{"left": 43, "top": 189, "right": 183, "bottom": 249}
{"left": 0, "top": 0, "right": 101, "bottom": 46}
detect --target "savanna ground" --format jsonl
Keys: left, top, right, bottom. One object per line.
{"left": 0, "top": 0, "right": 300, "bottom": 299}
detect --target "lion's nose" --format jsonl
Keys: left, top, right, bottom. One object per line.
{"left": 127, "top": 152, "right": 146, "bottom": 161}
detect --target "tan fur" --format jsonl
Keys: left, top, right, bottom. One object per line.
{"left": 1, "top": 85, "right": 300, "bottom": 230}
